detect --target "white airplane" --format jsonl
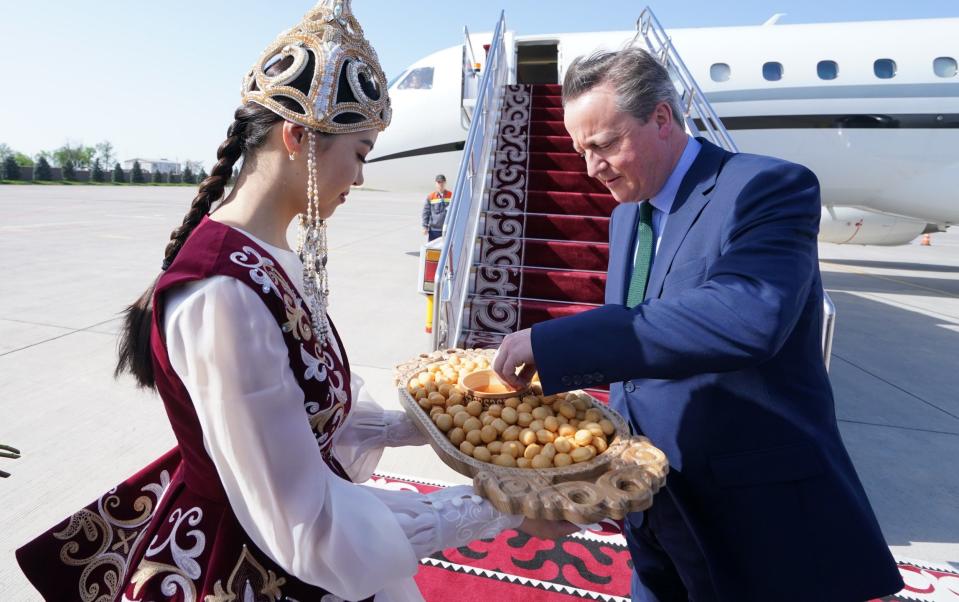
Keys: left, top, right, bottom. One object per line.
{"left": 365, "top": 16, "right": 959, "bottom": 245}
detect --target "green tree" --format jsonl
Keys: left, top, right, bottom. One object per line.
{"left": 0, "top": 143, "right": 12, "bottom": 162}
{"left": 13, "top": 152, "right": 33, "bottom": 167}
{"left": 91, "top": 160, "right": 106, "bottom": 183}
{"left": 52, "top": 143, "right": 95, "bottom": 170}
{"left": 131, "top": 161, "right": 145, "bottom": 183}
{"left": 152, "top": 168, "right": 165, "bottom": 184}
{"left": 94, "top": 141, "right": 115, "bottom": 168}
{"left": 62, "top": 160, "right": 76, "bottom": 181}
{"left": 182, "top": 165, "right": 195, "bottom": 185}
{"left": 112, "top": 162, "right": 125, "bottom": 183}
{"left": 197, "top": 168, "right": 208, "bottom": 182}
{"left": 3, "top": 156, "right": 21, "bottom": 180}
{"left": 35, "top": 157, "right": 53, "bottom": 180}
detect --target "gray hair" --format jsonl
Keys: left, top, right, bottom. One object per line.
{"left": 562, "top": 47, "right": 684, "bottom": 126}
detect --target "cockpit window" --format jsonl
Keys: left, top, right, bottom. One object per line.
{"left": 397, "top": 67, "right": 434, "bottom": 90}
{"left": 388, "top": 71, "right": 406, "bottom": 89}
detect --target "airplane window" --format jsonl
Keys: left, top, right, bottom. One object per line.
{"left": 710, "top": 63, "right": 731, "bottom": 82}
{"left": 762, "top": 62, "right": 783, "bottom": 81}
{"left": 933, "top": 57, "right": 957, "bottom": 78}
{"left": 874, "top": 59, "right": 897, "bottom": 79}
{"left": 397, "top": 67, "right": 434, "bottom": 90}
{"left": 817, "top": 60, "right": 838, "bottom": 80}
{"left": 388, "top": 71, "right": 406, "bottom": 89}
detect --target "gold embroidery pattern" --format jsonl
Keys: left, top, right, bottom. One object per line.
{"left": 53, "top": 469, "right": 171, "bottom": 602}
{"left": 205, "top": 545, "right": 288, "bottom": 602}
{"left": 229, "top": 245, "right": 349, "bottom": 451}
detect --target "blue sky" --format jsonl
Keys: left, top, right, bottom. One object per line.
{"left": 1, "top": 0, "right": 954, "bottom": 168}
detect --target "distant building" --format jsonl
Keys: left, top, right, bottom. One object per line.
{"left": 122, "top": 158, "right": 180, "bottom": 174}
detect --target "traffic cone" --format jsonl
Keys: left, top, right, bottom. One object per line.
{"left": 921, "top": 233, "right": 931, "bottom": 246}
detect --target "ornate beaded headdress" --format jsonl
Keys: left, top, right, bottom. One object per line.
{"left": 241, "top": 0, "right": 391, "bottom": 346}
{"left": 241, "top": 0, "right": 391, "bottom": 134}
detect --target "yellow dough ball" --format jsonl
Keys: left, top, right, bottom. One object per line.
{"left": 453, "top": 411, "right": 471, "bottom": 428}
{"left": 473, "top": 446, "right": 492, "bottom": 462}
{"left": 543, "top": 416, "right": 560, "bottom": 433}
{"left": 599, "top": 419, "right": 616, "bottom": 436}
{"left": 519, "top": 429, "right": 538, "bottom": 446}
{"left": 516, "top": 402, "right": 533, "bottom": 414}
{"left": 536, "top": 429, "right": 555, "bottom": 445}
{"left": 540, "top": 442, "right": 557, "bottom": 459}
{"left": 553, "top": 436, "right": 573, "bottom": 454}
{"left": 524, "top": 443, "right": 543, "bottom": 460}
{"left": 558, "top": 403, "right": 577, "bottom": 419}
{"left": 531, "top": 454, "right": 553, "bottom": 469}
{"left": 593, "top": 437, "right": 608, "bottom": 453}
{"left": 488, "top": 441, "right": 504, "bottom": 455}
{"left": 466, "top": 400, "right": 483, "bottom": 417}
{"left": 493, "top": 453, "right": 517, "bottom": 467}
{"left": 517, "top": 412, "right": 533, "bottom": 428}
{"left": 553, "top": 453, "right": 573, "bottom": 467}
{"left": 502, "top": 425, "right": 521, "bottom": 441}
{"left": 502, "top": 441, "right": 524, "bottom": 458}
{"left": 448, "top": 427, "right": 466, "bottom": 446}
{"left": 571, "top": 447, "right": 593, "bottom": 463}
{"left": 529, "top": 419, "right": 545, "bottom": 433}
{"left": 504, "top": 397, "right": 521, "bottom": 409}
{"left": 463, "top": 417, "right": 482, "bottom": 433}
{"left": 558, "top": 424, "right": 577, "bottom": 438}
{"left": 516, "top": 457, "right": 532, "bottom": 469}
{"left": 574, "top": 429, "right": 594, "bottom": 447}
{"left": 501, "top": 407, "right": 518, "bottom": 425}
{"left": 459, "top": 441, "right": 475, "bottom": 456}
{"left": 480, "top": 425, "right": 498, "bottom": 443}
{"left": 447, "top": 393, "right": 465, "bottom": 407}
{"left": 466, "top": 429, "right": 483, "bottom": 446}
{"left": 434, "top": 414, "right": 453, "bottom": 432}
{"left": 487, "top": 404, "right": 503, "bottom": 418}
{"left": 481, "top": 414, "right": 495, "bottom": 426}
{"left": 584, "top": 408, "right": 603, "bottom": 423}
{"left": 417, "top": 398, "right": 432, "bottom": 411}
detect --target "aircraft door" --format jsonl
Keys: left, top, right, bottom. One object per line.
{"left": 516, "top": 41, "right": 559, "bottom": 85}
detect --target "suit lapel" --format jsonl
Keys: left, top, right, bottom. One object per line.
{"left": 606, "top": 202, "right": 638, "bottom": 305}
{"left": 646, "top": 139, "right": 728, "bottom": 300}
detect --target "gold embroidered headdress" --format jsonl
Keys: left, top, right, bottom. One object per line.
{"left": 241, "top": 0, "right": 391, "bottom": 134}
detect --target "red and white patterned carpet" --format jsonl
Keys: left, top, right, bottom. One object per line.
{"left": 367, "top": 473, "right": 959, "bottom": 602}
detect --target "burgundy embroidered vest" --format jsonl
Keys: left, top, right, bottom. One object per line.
{"left": 16, "top": 217, "right": 374, "bottom": 602}
{"left": 151, "top": 216, "right": 354, "bottom": 492}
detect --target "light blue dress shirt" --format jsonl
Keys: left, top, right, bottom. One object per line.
{"left": 634, "top": 136, "right": 701, "bottom": 265}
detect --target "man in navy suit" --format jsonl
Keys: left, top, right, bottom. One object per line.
{"left": 493, "top": 47, "right": 903, "bottom": 601}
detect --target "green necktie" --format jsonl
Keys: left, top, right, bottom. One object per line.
{"left": 626, "top": 202, "right": 655, "bottom": 308}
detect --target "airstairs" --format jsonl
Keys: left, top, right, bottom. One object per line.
{"left": 431, "top": 7, "right": 836, "bottom": 371}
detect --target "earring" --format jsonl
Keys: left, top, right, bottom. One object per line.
{"left": 297, "top": 129, "right": 330, "bottom": 346}
{"left": 289, "top": 152, "right": 297, "bottom": 161}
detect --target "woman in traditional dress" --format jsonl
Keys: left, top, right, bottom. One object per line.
{"left": 16, "top": 2, "right": 573, "bottom": 600}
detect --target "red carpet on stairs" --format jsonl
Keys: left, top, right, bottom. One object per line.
{"left": 464, "top": 84, "right": 614, "bottom": 354}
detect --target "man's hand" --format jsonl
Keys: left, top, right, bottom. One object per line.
{"left": 493, "top": 328, "right": 536, "bottom": 390}
{"left": 518, "top": 517, "right": 580, "bottom": 539}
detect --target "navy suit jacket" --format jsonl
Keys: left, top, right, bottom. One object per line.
{"left": 532, "top": 139, "right": 903, "bottom": 600}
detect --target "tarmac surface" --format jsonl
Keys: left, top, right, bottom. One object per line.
{"left": 0, "top": 185, "right": 956, "bottom": 599}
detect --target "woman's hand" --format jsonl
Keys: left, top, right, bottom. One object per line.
{"left": 517, "top": 517, "right": 581, "bottom": 539}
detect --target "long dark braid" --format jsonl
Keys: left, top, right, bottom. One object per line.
{"left": 115, "top": 102, "right": 285, "bottom": 389}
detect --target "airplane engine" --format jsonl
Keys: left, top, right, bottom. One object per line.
{"left": 818, "top": 207, "right": 929, "bottom": 246}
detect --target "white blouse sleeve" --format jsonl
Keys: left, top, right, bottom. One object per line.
{"left": 333, "top": 372, "right": 428, "bottom": 483}
{"left": 163, "top": 277, "right": 522, "bottom": 599}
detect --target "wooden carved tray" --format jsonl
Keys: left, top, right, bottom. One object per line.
{"left": 395, "top": 348, "right": 669, "bottom": 524}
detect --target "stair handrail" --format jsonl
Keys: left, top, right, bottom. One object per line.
{"left": 634, "top": 8, "right": 739, "bottom": 153}
{"left": 432, "top": 11, "right": 508, "bottom": 350}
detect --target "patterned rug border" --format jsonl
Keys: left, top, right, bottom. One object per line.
{"left": 419, "top": 556, "right": 630, "bottom": 602}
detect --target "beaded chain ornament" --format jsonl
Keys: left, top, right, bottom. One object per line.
{"left": 297, "top": 130, "right": 331, "bottom": 344}
{"left": 240, "top": 0, "right": 391, "bottom": 345}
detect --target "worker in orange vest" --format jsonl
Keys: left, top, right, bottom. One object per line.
{"left": 422, "top": 174, "right": 452, "bottom": 241}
